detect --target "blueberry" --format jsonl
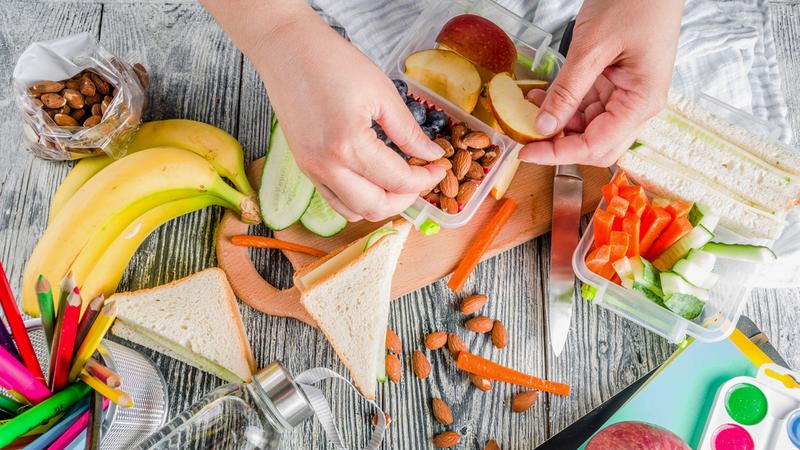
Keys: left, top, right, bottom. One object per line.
{"left": 426, "top": 110, "right": 448, "bottom": 130}
{"left": 406, "top": 101, "right": 427, "bottom": 124}
{"left": 392, "top": 79, "right": 408, "bottom": 98}
{"left": 421, "top": 125, "right": 435, "bottom": 139}
{"left": 373, "top": 126, "right": 392, "bottom": 146}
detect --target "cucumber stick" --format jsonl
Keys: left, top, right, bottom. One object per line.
{"left": 661, "top": 272, "right": 709, "bottom": 301}
{"left": 653, "top": 225, "right": 714, "bottom": 272}
{"left": 300, "top": 192, "right": 348, "bottom": 237}
{"left": 702, "top": 242, "right": 777, "bottom": 263}
{"left": 687, "top": 203, "right": 720, "bottom": 232}
{"left": 260, "top": 122, "right": 315, "bottom": 230}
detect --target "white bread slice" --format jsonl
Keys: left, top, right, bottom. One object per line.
{"left": 618, "top": 150, "right": 787, "bottom": 240}
{"left": 294, "top": 220, "right": 411, "bottom": 400}
{"left": 109, "top": 268, "right": 256, "bottom": 383}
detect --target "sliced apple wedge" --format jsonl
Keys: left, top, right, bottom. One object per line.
{"left": 487, "top": 73, "right": 558, "bottom": 143}
{"left": 515, "top": 79, "right": 549, "bottom": 96}
{"left": 404, "top": 49, "right": 481, "bottom": 113}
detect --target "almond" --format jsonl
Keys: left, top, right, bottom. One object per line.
{"left": 54, "top": 113, "right": 78, "bottom": 127}
{"left": 83, "top": 115, "right": 101, "bottom": 127}
{"left": 465, "top": 316, "right": 493, "bottom": 333}
{"left": 430, "top": 158, "right": 452, "bottom": 170}
{"left": 133, "top": 63, "right": 149, "bottom": 89}
{"left": 372, "top": 412, "right": 391, "bottom": 428}
{"left": 439, "top": 170, "right": 459, "bottom": 198}
{"left": 424, "top": 192, "right": 440, "bottom": 204}
{"left": 459, "top": 294, "right": 487, "bottom": 314}
{"left": 491, "top": 320, "right": 508, "bottom": 349}
{"left": 412, "top": 350, "right": 431, "bottom": 379}
{"left": 466, "top": 161, "right": 484, "bottom": 180}
{"left": 452, "top": 149, "right": 471, "bottom": 179}
{"left": 511, "top": 390, "right": 539, "bottom": 413}
{"left": 470, "top": 374, "right": 493, "bottom": 392}
{"left": 431, "top": 397, "right": 453, "bottom": 425}
{"left": 456, "top": 181, "right": 477, "bottom": 205}
{"left": 386, "top": 328, "right": 402, "bottom": 354}
{"left": 434, "top": 137, "right": 455, "bottom": 158}
{"left": 481, "top": 149, "right": 499, "bottom": 167}
{"left": 79, "top": 76, "right": 96, "bottom": 97}
{"left": 451, "top": 123, "right": 468, "bottom": 150}
{"left": 447, "top": 333, "right": 466, "bottom": 357}
{"left": 440, "top": 196, "right": 458, "bottom": 214}
{"left": 65, "top": 78, "right": 80, "bottom": 90}
{"left": 462, "top": 131, "right": 491, "bottom": 149}
{"left": 30, "top": 81, "right": 64, "bottom": 95}
{"left": 471, "top": 148, "right": 485, "bottom": 160}
{"left": 62, "top": 89, "right": 85, "bottom": 109}
{"left": 86, "top": 93, "right": 102, "bottom": 105}
{"left": 40, "top": 93, "right": 66, "bottom": 109}
{"left": 91, "top": 103, "right": 102, "bottom": 117}
{"left": 90, "top": 72, "right": 111, "bottom": 95}
{"left": 433, "top": 431, "right": 461, "bottom": 448}
{"left": 424, "top": 331, "right": 448, "bottom": 350}
{"left": 100, "top": 95, "right": 112, "bottom": 115}
{"left": 485, "top": 439, "right": 501, "bottom": 450}
{"left": 408, "top": 157, "right": 429, "bottom": 166}
{"left": 386, "top": 354, "right": 401, "bottom": 384}
{"left": 71, "top": 109, "right": 86, "bottom": 122}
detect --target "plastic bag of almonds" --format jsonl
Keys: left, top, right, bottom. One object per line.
{"left": 12, "top": 33, "right": 148, "bottom": 161}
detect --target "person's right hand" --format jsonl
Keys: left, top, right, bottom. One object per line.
{"left": 248, "top": 7, "right": 445, "bottom": 222}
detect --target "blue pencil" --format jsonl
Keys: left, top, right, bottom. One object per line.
{"left": 22, "top": 396, "right": 90, "bottom": 450}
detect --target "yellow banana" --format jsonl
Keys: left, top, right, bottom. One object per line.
{"left": 74, "top": 195, "right": 227, "bottom": 305}
{"left": 22, "top": 147, "right": 260, "bottom": 315}
{"left": 48, "top": 119, "right": 255, "bottom": 223}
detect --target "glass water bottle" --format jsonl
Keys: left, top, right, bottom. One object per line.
{"left": 134, "top": 362, "right": 313, "bottom": 450}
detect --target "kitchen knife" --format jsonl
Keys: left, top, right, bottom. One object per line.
{"left": 548, "top": 20, "right": 581, "bottom": 357}
{"left": 548, "top": 164, "right": 583, "bottom": 357}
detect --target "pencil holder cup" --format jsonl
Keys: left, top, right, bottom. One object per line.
{"left": 0, "top": 319, "right": 170, "bottom": 449}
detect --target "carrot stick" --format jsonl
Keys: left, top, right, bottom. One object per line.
{"left": 448, "top": 198, "right": 517, "bottom": 292}
{"left": 456, "top": 351, "right": 571, "bottom": 396}
{"left": 230, "top": 235, "right": 327, "bottom": 257}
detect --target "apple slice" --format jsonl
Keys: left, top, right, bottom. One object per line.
{"left": 404, "top": 49, "right": 481, "bottom": 113}
{"left": 473, "top": 89, "right": 504, "bottom": 132}
{"left": 436, "top": 14, "right": 516, "bottom": 76}
{"left": 516, "top": 79, "right": 549, "bottom": 96}
{"left": 487, "top": 73, "right": 558, "bottom": 143}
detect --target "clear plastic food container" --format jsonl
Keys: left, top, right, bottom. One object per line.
{"left": 384, "top": 0, "right": 565, "bottom": 232}
{"left": 572, "top": 92, "right": 788, "bottom": 344}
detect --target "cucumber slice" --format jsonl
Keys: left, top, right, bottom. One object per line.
{"left": 702, "top": 242, "right": 778, "bottom": 263}
{"left": 652, "top": 225, "right": 714, "bottom": 272}
{"left": 364, "top": 226, "right": 397, "bottom": 251}
{"left": 664, "top": 293, "right": 705, "bottom": 320}
{"left": 612, "top": 257, "right": 634, "bottom": 289}
{"left": 687, "top": 203, "right": 720, "bottom": 232}
{"left": 633, "top": 282, "right": 665, "bottom": 307}
{"left": 673, "top": 259, "right": 713, "bottom": 288}
{"left": 661, "top": 272, "right": 710, "bottom": 302}
{"left": 300, "top": 192, "right": 348, "bottom": 237}
{"left": 685, "top": 249, "right": 717, "bottom": 272}
{"left": 260, "top": 123, "right": 315, "bottom": 230}
{"left": 631, "top": 257, "right": 663, "bottom": 297}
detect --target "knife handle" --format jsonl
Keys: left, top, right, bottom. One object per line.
{"left": 555, "top": 164, "right": 582, "bottom": 179}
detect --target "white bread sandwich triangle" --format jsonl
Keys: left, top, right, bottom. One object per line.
{"left": 294, "top": 220, "right": 412, "bottom": 400}
{"left": 109, "top": 268, "right": 256, "bottom": 383}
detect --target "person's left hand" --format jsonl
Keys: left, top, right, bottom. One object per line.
{"left": 521, "top": 0, "right": 684, "bottom": 167}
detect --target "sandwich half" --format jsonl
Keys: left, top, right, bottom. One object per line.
{"left": 294, "top": 220, "right": 412, "bottom": 400}
{"left": 110, "top": 268, "right": 256, "bottom": 383}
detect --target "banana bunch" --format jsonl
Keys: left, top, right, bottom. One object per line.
{"left": 22, "top": 120, "right": 259, "bottom": 315}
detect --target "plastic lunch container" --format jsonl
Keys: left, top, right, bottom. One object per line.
{"left": 384, "top": 0, "right": 565, "bottom": 232}
{"left": 572, "top": 93, "right": 792, "bottom": 344}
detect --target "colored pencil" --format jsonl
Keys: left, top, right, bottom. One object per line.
{"left": 0, "top": 381, "right": 90, "bottom": 448}
{"left": 0, "top": 344, "right": 50, "bottom": 405}
{"left": 0, "top": 261, "right": 45, "bottom": 383}
{"left": 46, "top": 397, "right": 108, "bottom": 450}
{"left": 73, "top": 294, "right": 104, "bottom": 358}
{"left": 56, "top": 272, "right": 75, "bottom": 314}
{"left": 85, "top": 357, "right": 122, "bottom": 388}
{"left": 49, "top": 288, "right": 82, "bottom": 391}
{"left": 0, "top": 393, "right": 25, "bottom": 416}
{"left": 68, "top": 302, "right": 116, "bottom": 382}
{"left": 79, "top": 371, "right": 133, "bottom": 407}
{"left": 22, "top": 396, "right": 89, "bottom": 450}
{"left": 0, "top": 318, "right": 20, "bottom": 361}
{"left": 35, "top": 275, "right": 56, "bottom": 348}
{"left": 85, "top": 390, "right": 103, "bottom": 450}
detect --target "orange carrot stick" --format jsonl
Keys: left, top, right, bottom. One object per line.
{"left": 447, "top": 198, "right": 518, "bottom": 292}
{"left": 456, "top": 351, "right": 571, "bottom": 396}
{"left": 230, "top": 235, "right": 327, "bottom": 257}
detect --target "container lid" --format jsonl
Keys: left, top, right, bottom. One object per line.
{"left": 254, "top": 362, "right": 313, "bottom": 428}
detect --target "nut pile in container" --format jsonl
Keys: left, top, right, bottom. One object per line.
{"left": 29, "top": 70, "right": 116, "bottom": 128}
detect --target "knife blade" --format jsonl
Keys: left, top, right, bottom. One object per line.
{"left": 548, "top": 164, "right": 583, "bottom": 357}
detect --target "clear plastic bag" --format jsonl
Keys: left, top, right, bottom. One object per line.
{"left": 13, "top": 33, "right": 148, "bottom": 160}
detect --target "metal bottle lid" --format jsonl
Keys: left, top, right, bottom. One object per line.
{"left": 254, "top": 362, "right": 313, "bottom": 428}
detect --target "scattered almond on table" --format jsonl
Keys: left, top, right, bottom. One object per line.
{"left": 459, "top": 293, "right": 488, "bottom": 314}
{"left": 385, "top": 354, "right": 401, "bottom": 384}
{"left": 432, "top": 431, "right": 461, "bottom": 448}
{"left": 447, "top": 333, "right": 466, "bottom": 357}
{"left": 470, "top": 374, "right": 493, "bottom": 392}
{"left": 465, "top": 316, "right": 494, "bottom": 333}
{"left": 412, "top": 350, "right": 431, "bottom": 379}
{"left": 424, "top": 331, "right": 448, "bottom": 350}
{"left": 511, "top": 390, "right": 539, "bottom": 413}
{"left": 386, "top": 328, "right": 402, "bottom": 354}
{"left": 431, "top": 397, "right": 453, "bottom": 425}
{"left": 491, "top": 320, "right": 508, "bottom": 349}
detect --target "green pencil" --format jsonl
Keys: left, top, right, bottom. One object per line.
{"left": 36, "top": 275, "right": 56, "bottom": 348}
{"left": 0, "top": 393, "right": 25, "bottom": 416}
{"left": 0, "top": 381, "right": 90, "bottom": 448}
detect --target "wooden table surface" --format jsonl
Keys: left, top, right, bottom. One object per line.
{"left": 2, "top": 1, "right": 799, "bottom": 448}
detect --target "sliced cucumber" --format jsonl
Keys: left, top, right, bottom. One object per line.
{"left": 364, "top": 226, "right": 397, "bottom": 251}
{"left": 664, "top": 293, "right": 705, "bottom": 320}
{"left": 672, "top": 250, "right": 717, "bottom": 287}
{"left": 634, "top": 282, "right": 665, "bottom": 307}
{"left": 652, "top": 225, "right": 714, "bottom": 272}
{"left": 661, "top": 272, "right": 710, "bottom": 302}
{"left": 260, "top": 123, "right": 315, "bottom": 230}
{"left": 300, "top": 191, "right": 348, "bottom": 237}
{"left": 687, "top": 203, "right": 720, "bottom": 232}
{"left": 612, "top": 257, "right": 634, "bottom": 289}
{"left": 631, "top": 257, "right": 663, "bottom": 297}
{"left": 702, "top": 242, "right": 778, "bottom": 263}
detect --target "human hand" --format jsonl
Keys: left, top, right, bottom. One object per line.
{"left": 520, "top": 0, "right": 684, "bottom": 167}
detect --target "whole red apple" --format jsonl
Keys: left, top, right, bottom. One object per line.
{"left": 436, "top": 14, "right": 516, "bottom": 76}
{"left": 586, "top": 421, "right": 691, "bottom": 450}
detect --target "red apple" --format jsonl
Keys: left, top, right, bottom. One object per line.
{"left": 586, "top": 422, "right": 691, "bottom": 450}
{"left": 436, "top": 14, "right": 517, "bottom": 76}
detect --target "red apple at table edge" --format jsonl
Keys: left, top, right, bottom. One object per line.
{"left": 435, "top": 14, "right": 517, "bottom": 76}
{"left": 487, "top": 72, "right": 559, "bottom": 143}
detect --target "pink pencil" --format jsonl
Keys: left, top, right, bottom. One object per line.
{"left": 49, "top": 288, "right": 81, "bottom": 391}
{"left": 46, "top": 397, "right": 109, "bottom": 450}
{"left": 0, "top": 343, "right": 50, "bottom": 404}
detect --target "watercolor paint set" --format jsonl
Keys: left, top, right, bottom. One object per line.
{"left": 698, "top": 363, "right": 800, "bottom": 450}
